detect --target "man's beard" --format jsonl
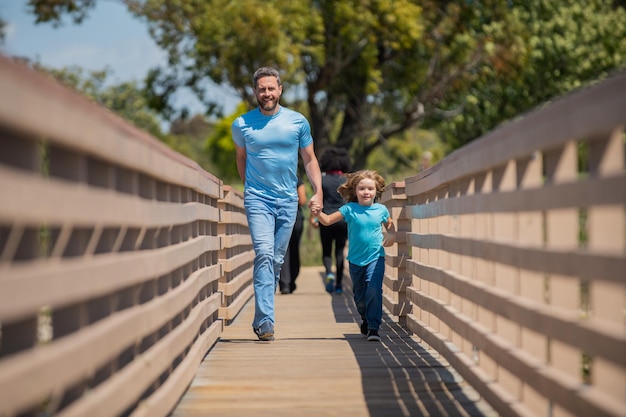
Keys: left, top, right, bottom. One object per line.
{"left": 259, "top": 98, "right": 277, "bottom": 112}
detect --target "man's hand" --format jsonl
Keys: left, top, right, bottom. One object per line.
{"left": 308, "top": 193, "right": 322, "bottom": 214}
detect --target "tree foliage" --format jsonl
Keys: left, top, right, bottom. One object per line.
{"left": 0, "top": 17, "right": 6, "bottom": 44}
{"left": 23, "top": 0, "right": 626, "bottom": 175}
{"left": 32, "top": 63, "right": 217, "bottom": 170}
{"left": 165, "top": 114, "right": 217, "bottom": 172}
{"left": 120, "top": 0, "right": 514, "bottom": 168}
{"left": 38, "top": 64, "right": 165, "bottom": 138}
{"left": 434, "top": 0, "right": 626, "bottom": 149}
{"left": 27, "top": 0, "right": 96, "bottom": 27}
{"left": 204, "top": 102, "right": 247, "bottom": 183}
{"left": 367, "top": 127, "right": 447, "bottom": 183}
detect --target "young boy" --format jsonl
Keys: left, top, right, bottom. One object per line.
{"left": 312, "top": 170, "right": 396, "bottom": 341}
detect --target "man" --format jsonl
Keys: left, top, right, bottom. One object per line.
{"left": 232, "top": 67, "right": 323, "bottom": 341}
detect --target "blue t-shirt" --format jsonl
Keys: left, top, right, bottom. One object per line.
{"left": 339, "top": 202, "right": 390, "bottom": 266}
{"left": 231, "top": 107, "right": 313, "bottom": 199}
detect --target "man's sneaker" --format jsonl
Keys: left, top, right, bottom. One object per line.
{"left": 254, "top": 321, "right": 275, "bottom": 341}
{"left": 325, "top": 273, "right": 336, "bottom": 292}
{"left": 335, "top": 287, "right": 343, "bottom": 295}
{"left": 367, "top": 330, "right": 381, "bottom": 342}
{"left": 360, "top": 320, "right": 368, "bottom": 336}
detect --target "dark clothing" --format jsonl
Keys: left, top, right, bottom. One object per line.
{"left": 320, "top": 221, "right": 348, "bottom": 286}
{"left": 350, "top": 257, "right": 385, "bottom": 331}
{"left": 322, "top": 174, "right": 346, "bottom": 214}
{"left": 319, "top": 173, "right": 348, "bottom": 288}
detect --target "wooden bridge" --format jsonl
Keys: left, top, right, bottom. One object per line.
{"left": 0, "top": 55, "right": 624, "bottom": 417}
{"left": 170, "top": 266, "right": 496, "bottom": 417}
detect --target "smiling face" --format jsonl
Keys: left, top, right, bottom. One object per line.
{"left": 355, "top": 178, "right": 377, "bottom": 206}
{"left": 254, "top": 75, "right": 283, "bottom": 115}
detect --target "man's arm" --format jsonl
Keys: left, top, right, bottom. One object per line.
{"left": 235, "top": 144, "right": 247, "bottom": 183}
{"left": 300, "top": 144, "right": 323, "bottom": 211}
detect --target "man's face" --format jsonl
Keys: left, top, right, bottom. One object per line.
{"left": 254, "top": 76, "right": 282, "bottom": 115}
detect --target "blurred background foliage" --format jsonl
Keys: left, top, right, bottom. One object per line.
{"left": 7, "top": 0, "right": 625, "bottom": 184}
{"left": 4, "top": 0, "right": 626, "bottom": 264}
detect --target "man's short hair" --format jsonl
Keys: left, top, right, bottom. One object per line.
{"left": 253, "top": 67, "right": 281, "bottom": 88}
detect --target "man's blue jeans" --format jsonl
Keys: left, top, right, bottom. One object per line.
{"left": 349, "top": 257, "right": 385, "bottom": 331}
{"left": 245, "top": 191, "right": 297, "bottom": 330}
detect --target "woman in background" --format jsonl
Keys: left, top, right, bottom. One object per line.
{"left": 310, "top": 147, "right": 351, "bottom": 294}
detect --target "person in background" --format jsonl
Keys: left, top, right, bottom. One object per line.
{"left": 279, "top": 177, "right": 307, "bottom": 294}
{"left": 232, "top": 67, "right": 323, "bottom": 341}
{"left": 310, "top": 147, "right": 351, "bottom": 294}
{"left": 312, "top": 170, "right": 395, "bottom": 342}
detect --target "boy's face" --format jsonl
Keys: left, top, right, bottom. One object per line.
{"left": 355, "top": 178, "right": 377, "bottom": 206}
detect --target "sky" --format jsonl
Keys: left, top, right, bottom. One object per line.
{"left": 0, "top": 1, "right": 239, "bottom": 120}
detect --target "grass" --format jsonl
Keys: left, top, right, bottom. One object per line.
{"left": 299, "top": 216, "right": 323, "bottom": 267}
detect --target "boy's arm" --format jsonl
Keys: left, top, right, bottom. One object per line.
{"left": 382, "top": 218, "right": 396, "bottom": 247}
{"left": 316, "top": 210, "right": 344, "bottom": 226}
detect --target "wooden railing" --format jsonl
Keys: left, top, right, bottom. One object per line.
{"left": 381, "top": 72, "right": 626, "bottom": 417}
{"left": 0, "top": 56, "right": 253, "bottom": 417}
{"left": 1, "top": 54, "right": 624, "bottom": 417}
{"left": 218, "top": 186, "right": 254, "bottom": 323}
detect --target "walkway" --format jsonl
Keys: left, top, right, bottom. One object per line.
{"left": 170, "top": 267, "right": 497, "bottom": 417}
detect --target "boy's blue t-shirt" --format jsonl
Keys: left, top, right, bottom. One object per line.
{"left": 231, "top": 107, "right": 313, "bottom": 199}
{"left": 339, "top": 202, "right": 390, "bottom": 266}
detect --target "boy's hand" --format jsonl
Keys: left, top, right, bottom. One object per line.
{"left": 382, "top": 232, "right": 396, "bottom": 247}
{"left": 309, "top": 194, "right": 323, "bottom": 213}
{"left": 309, "top": 216, "right": 320, "bottom": 228}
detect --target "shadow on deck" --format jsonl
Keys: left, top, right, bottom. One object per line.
{"left": 170, "top": 267, "right": 496, "bottom": 417}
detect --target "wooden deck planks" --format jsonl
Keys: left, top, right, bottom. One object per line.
{"left": 169, "top": 267, "right": 497, "bottom": 417}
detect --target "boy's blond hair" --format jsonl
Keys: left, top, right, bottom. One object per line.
{"left": 337, "top": 170, "right": 386, "bottom": 203}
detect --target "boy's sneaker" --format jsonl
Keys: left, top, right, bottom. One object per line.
{"left": 325, "top": 273, "right": 336, "bottom": 292}
{"left": 335, "top": 287, "right": 343, "bottom": 295}
{"left": 360, "top": 320, "right": 368, "bottom": 336}
{"left": 367, "top": 330, "right": 381, "bottom": 342}
{"left": 254, "top": 321, "right": 275, "bottom": 341}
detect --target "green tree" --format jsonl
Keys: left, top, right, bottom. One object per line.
{"left": 125, "top": 0, "right": 509, "bottom": 168}
{"left": 25, "top": 0, "right": 626, "bottom": 170}
{"left": 167, "top": 114, "right": 217, "bottom": 172}
{"left": 368, "top": 128, "right": 447, "bottom": 183}
{"left": 29, "top": 0, "right": 511, "bottom": 165}
{"left": 0, "top": 17, "right": 6, "bottom": 44}
{"left": 434, "top": 0, "right": 626, "bottom": 148}
{"left": 204, "top": 103, "right": 247, "bottom": 183}
{"left": 27, "top": 0, "right": 96, "bottom": 27}
{"left": 39, "top": 64, "right": 165, "bottom": 138}
{"left": 22, "top": 60, "right": 219, "bottom": 173}
{"left": 35, "top": 62, "right": 219, "bottom": 170}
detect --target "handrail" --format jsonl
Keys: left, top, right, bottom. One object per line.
{"left": 381, "top": 71, "right": 626, "bottom": 417}
{"left": 0, "top": 55, "right": 252, "bottom": 417}
{"left": 1, "top": 53, "right": 624, "bottom": 417}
